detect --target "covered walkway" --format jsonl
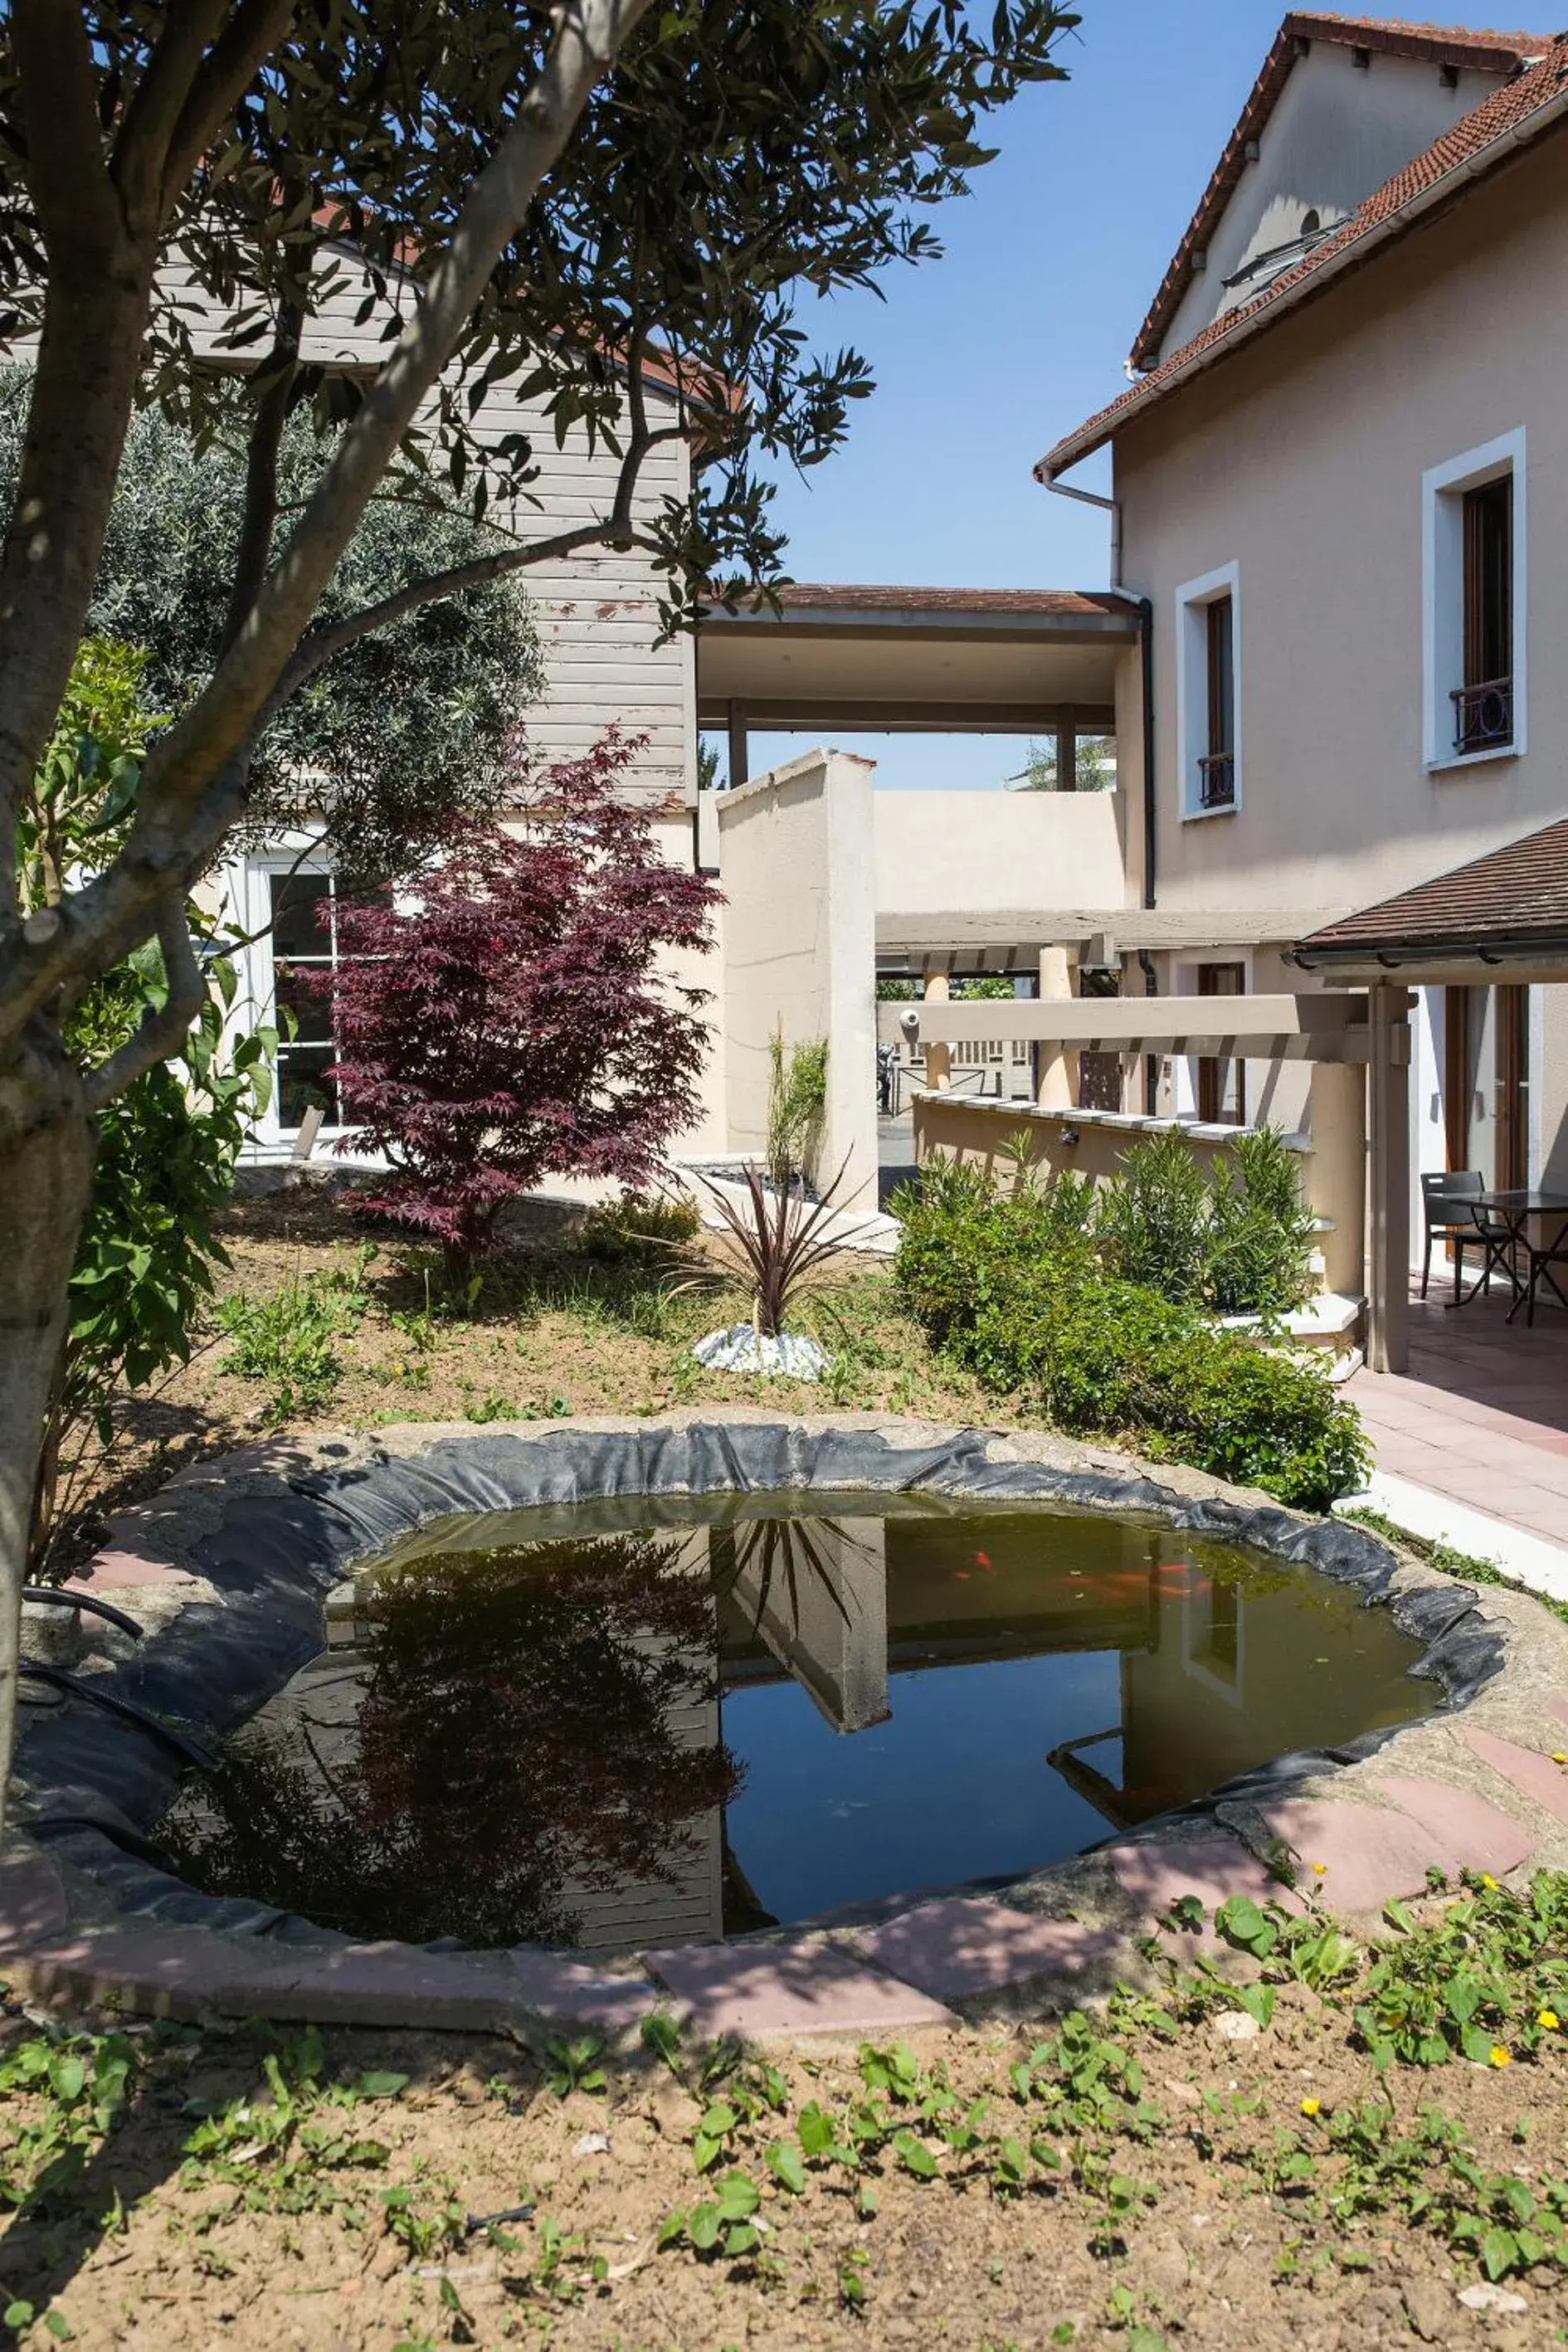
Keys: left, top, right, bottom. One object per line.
{"left": 1348, "top": 1283, "right": 1568, "bottom": 1584}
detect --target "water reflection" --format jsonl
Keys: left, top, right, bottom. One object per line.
{"left": 159, "top": 1497, "right": 1432, "bottom": 1948}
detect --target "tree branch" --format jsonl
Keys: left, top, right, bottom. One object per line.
{"left": 270, "top": 511, "right": 666, "bottom": 710}
{"left": 222, "top": 215, "right": 309, "bottom": 650}
{"left": 111, "top": 0, "right": 230, "bottom": 226}
{"left": 10, "top": 0, "right": 119, "bottom": 262}
{"left": 159, "top": 0, "right": 299, "bottom": 215}
{"left": 121, "top": 0, "right": 654, "bottom": 840}
{"left": 81, "top": 898, "right": 205, "bottom": 1113}
{"left": 0, "top": 0, "right": 652, "bottom": 1040}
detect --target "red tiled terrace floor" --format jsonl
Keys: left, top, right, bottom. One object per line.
{"left": 1348, "top": 1280, "right": 1568, "bottom": 1551}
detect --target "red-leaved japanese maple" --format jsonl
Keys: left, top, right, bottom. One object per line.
{"left": 329, "top": 733, "right": 718, "bottom": 1274}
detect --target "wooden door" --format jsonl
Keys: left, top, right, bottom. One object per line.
{"left": 1196, "top": 963, "right": 1245, "bottom": 1125}
{"left": 1495, "top": 984, "right": 1530, "bottom": 1192}
{"left": 1444, "top": 986, "right": 1473, "bottom": 1172}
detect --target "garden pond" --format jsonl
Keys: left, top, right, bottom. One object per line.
{"left": 158, "top": 1492, "right": 1435, "bottom": 1949}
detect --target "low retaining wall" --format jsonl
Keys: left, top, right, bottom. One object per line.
{"left": 5, "top": 1414, "right": 1566, "bottom": 2042}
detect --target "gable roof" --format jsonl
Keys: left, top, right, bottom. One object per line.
{"left": 1128, "top": 13, "right": 1547, "bottom": 376}
{"left": 1038, "top": 29, "right": 1568, "bottom": 483}
{"left": 1293, "top": 816, "right": 1568, "bottom": 963}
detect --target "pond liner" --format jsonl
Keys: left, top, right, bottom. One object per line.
{"left": 12, "top": 1419, "right": 1511, "bottom": 1950}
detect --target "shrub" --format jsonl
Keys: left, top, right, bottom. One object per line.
{"left": 1207, "top": 1126, "right": 1317, "bottom": 1317}
{"left": 896, "top": 1163, "right": 1368, "bottom": 1512}
{"left": 328, "top": 733, "right": 720, "bottom": 1277}
{"left": 1094, "top": 1126, "right": 1317, "bottom": 1319}
{"left": 767, "top": 1034, "right": 829, "bottom": 1189}
{"left": 1093, "top": 1128, "right": 1211, "bottom": 1303}
{"left": 580, "top": 1189, "right": 702, "bottom": 1263}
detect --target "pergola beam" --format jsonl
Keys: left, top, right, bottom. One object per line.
{"left": 903, "top": 991, "right": 1376, "bottom": 1060}
{"left": 696, "top": 698, "right": 1118, "bottom": 734}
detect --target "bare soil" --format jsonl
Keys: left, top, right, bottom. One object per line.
{"left": 44, "top": 1186, "right": 996, "bottom": 1579}
{"left": 2, "top": 1977, "right": 1566, "bottom": 2351}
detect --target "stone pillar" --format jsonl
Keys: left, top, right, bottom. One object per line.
{"left": 1368, "top": 985, "right": 1413, "bottom": 1375}
{"left": 1036, "top": 944, "right": 1079, "bottom": 1112}
{"left": 923, "top": 970, "right": 952, "bottom": 1092}
{"left": 1305, "top": 1057, "right": 1366, "bottom": 1301}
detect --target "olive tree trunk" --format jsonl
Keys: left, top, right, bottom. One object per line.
{"left": 0, "top": 1040, "right": 95, "bottom": 1834}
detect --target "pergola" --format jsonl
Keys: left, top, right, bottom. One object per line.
{"left": 695, "top": 582, "right": 1140, "bottom": 787}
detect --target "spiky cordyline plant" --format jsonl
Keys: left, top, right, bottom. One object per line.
{"left": 685, "top": 1152, "right": 874, "bottom": 1338}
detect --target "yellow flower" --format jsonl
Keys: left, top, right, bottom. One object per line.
{"left": 1553, "top": 1752, "right": 1568, "bottom": 1766}
{"left": 1481, "top": 1873, "right": 1497, "bottom": 1891}
{"left": 1300, "top": 2096, "right": 1321, "bottom": 2117}
{"left": 1311, "top": 1863, "right": 1327, "bottom": 1877}
{"left": 1489, "top": 2044, "right": 1512, "bottom": 2068}
{"left": 1538, "top": 2009, "right": 1561, "bottom": 2031}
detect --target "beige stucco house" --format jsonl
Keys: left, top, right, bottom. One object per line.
{"left": 1040, "top": 9, "right": 1568, "bottom": 1197}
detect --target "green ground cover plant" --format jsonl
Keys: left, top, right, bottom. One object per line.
{"left": 215, "top": 1247, "right": 375, "bottom": 1424}
{"left": 6, "top": 1867, "right": 1568, "bottom": 2344}
{"left": 895, "top": 1157, "right": 1368, "bottom": 1509}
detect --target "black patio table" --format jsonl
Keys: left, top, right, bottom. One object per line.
{"left": 1458, "top": 1189, "right": 1568, "bottom": 1325}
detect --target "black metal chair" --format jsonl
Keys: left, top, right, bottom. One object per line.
{"left": 1518, "top": 1217, "right": 1568, "bottom": 1327}
{"left": 1419, "top": 1171, "right": 1488, "bottom": 1302}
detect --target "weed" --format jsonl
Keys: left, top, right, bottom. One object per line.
{"left": 544, "top": 2035, "right": 606, "bottom": 2099}
{"left": 658, "top": 2169, "right": 762, "bottom": 2260}
{"left": 215, "top": 1247, "right": 372, "bottom": 1420}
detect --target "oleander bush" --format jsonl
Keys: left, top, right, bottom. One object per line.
{"left": 1096, "top": 1127, "right": 1317, "bottom": 1317}
{"left": 895, "top": 1157, "right": 1368, "bottom": 1511}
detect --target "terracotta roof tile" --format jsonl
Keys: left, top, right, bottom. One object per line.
{"left": 1127, "top": 12, "right": 1547, "bottom": 375}
{"left": 1040, "top": 32, "right": 1568, "bottom": 481}
{"left": 714, "top": 583, "right": 1135, "bottom": 621}
{"left": 1296, "top": 817, "right": 1568, "bottom": 957}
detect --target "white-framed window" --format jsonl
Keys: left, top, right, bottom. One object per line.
{"left": 1422, "top": 427, "right": 1526, "bottom": 772}
{"left": 1175, "top": 561, "right": 1240, "bottom": 820}
{"left": 231, "top": 851, "right": 351, "bottom": 1150}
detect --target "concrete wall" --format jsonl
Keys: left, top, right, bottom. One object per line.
{"left": 717, "top": 749, "right": 879, "bottom": 1210}
{"left": 872, "top": 786, "right": 1129, "bottom": 918}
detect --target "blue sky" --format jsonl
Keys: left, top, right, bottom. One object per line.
{"left": 733, "top": 0, "right": 1566, "bottom": 789}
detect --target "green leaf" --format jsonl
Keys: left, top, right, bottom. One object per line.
{"left": 1235, "top": 1984, "right": 1275, "bottom": 2028}
{"left": 641, "top": 2013, "right": 682, "bottom": 2072}
{"left": 714, "top": 2171, "right": 759, "bottom": 2223}
{"left": 1482, "top": 2226, "right": 1519, "bottom": 2281}
{"left": 358, "top": 2071, "right": 409, "bottom": 2099}
{"left": 892, "top": 2128, "right": 937, "bottom": 2181}
{"left": 1444, "top": 1971, "right": 1483, "bottom": 2024}
{"left": 44, "top": 2314, "right": 73, "bottom": 2343}
{"left": 686, "top": 2203, "right": 720, "bottom": 2252}
{"left": 48, "top": 2055, "right": 85, "bottom": 2104}
{"left": 797, "top": 2101, "right": 835, "bottom": 2160}
{"left": 4, "top": 2306, "right": 35, "bottom": 2332}
{"left": 767, "top": 2140, "right": 805, "bottom": 2195}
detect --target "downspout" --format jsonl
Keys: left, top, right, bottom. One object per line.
{"left": 1044, "top": 476, "right": 1159, "bottom": 1107}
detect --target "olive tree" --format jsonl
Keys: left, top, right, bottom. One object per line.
{"left": 0, "top": 0, "right": 1074, "bottom": 1814}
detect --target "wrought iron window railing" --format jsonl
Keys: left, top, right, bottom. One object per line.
{"left": 1197, "top": 751, "right": 1236, "bottom": 809}
{"left": 1450, "top": 675, "right": 1513, "bottom": 756}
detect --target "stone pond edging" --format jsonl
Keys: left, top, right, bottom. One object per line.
{"left": 7, "top": 1410, "right": 1568, "bottom": 2044}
